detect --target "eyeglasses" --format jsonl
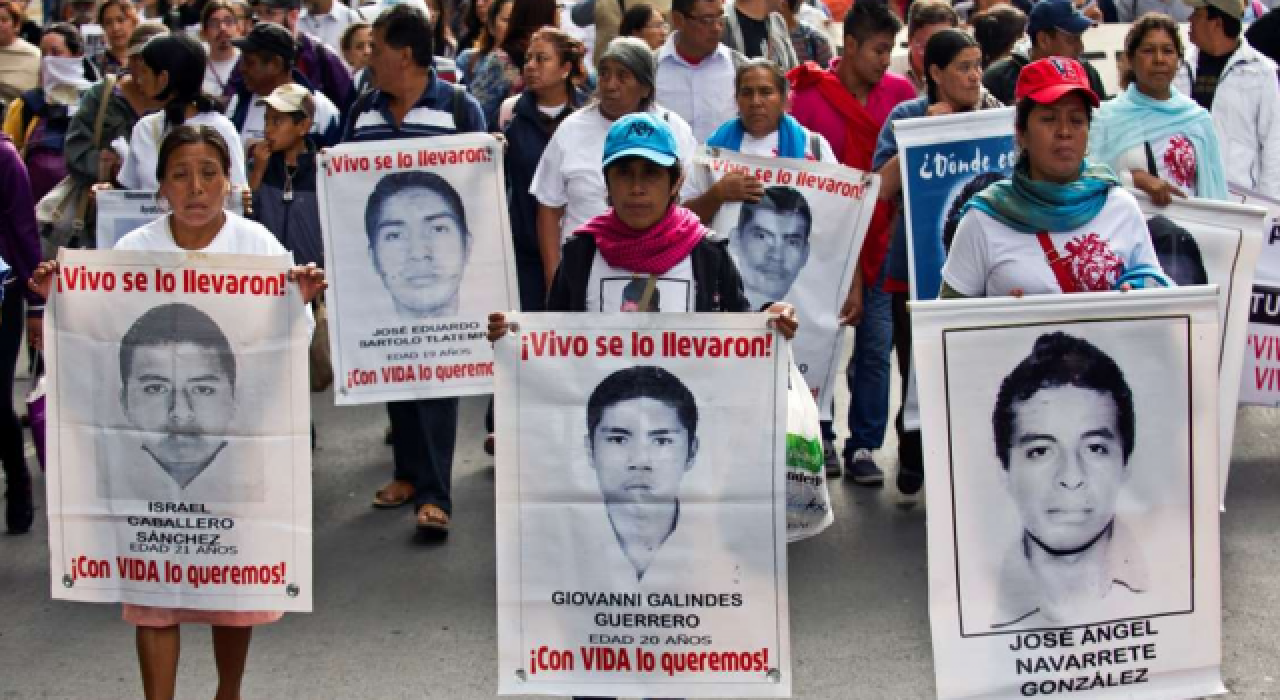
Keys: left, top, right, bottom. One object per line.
{"left": 684, "top": 12, "right": 725, "bottom": 27}
{"left": 207, "top": 16, "right": 237, "bottom": 28}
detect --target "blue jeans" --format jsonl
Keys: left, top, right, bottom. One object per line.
{"left": 842, "top": 268, "right": 893, "bottom": 457}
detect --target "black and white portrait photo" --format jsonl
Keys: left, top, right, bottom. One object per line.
{"left": 585, "top": 366, "right": 699, "bottom": 582}
{"left": 364, "top": 170, "right": 473, "bottom": 319}
{"left": 941, "top": 317, "right": 1195, "bottom": 636}
{"left": 988, "top": 332, "right": 1147, "bottom": 630}
{"left": 731, "top": 186, "right": 812, "bottom": 306}
{"left": 318, "top": 135, "right": 519, "bottom": 404}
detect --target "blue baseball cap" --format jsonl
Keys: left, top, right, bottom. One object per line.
{"left": 602, "top": 113, "right": 679, "bottom": 169}
{"left": 1028, "top": 0, "right": 1094, "bottom": 36}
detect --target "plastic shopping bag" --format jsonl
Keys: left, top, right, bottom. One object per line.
{"left": 26, "top": 375, "right": 46, "bottom": 471}
{"left": 785, "top": 356, "right": 834, "bottom": 542}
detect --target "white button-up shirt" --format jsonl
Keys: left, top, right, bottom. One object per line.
{"left": 655, "top": 35, "right": 739, "bottom": 143}
{"left": 298, "top": 2, "right": 364, "bottom": 52}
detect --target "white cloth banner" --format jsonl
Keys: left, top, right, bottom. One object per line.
{"left": 46, "top": 249, "right": 313, "bottom": 611}
{"left": 1131, "top": 192, "right": 1265, "bottom": 503}
{"left": 694, "top": 146, "right": 878, "bottom": 416}
{"left": 495, "top": 313, "right": 791, "bottom": 697}
{"left": 317, "top": 134, "right": 519, "bottom": 403}
{"left": 95, "top": 190, "right": 246, "bottom": 250}
{"left": 912, "top": 289, "right": 1224, "bottom": 700}
{"left": 1228, "top": 185, "right": 1280, "bottom": 408}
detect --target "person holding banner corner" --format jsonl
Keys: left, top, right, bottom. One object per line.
{"left": 29, "top": 123, "right": 325, "bottom": 700}
{"left": 940, "top": 57, "right": 1169, "bottom": 299}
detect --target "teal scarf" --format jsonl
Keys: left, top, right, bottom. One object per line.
{"left": 706, "top": 113, "right": 809, "bottom": 159}
{"left": 1087, "top": 84, "right": 1227, "bottom": 200}
{"left": 963, "top": 160, "right": 1122, "bottom": 234}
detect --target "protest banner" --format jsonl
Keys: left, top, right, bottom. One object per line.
{"left": 45, "top": 249, "right": 313, "bottom": 611}
{"left": 317, "top": 133, "right": 518, "bottom": 404}
{"left": 1228, "top": 185, "right": 1280, "bottom": 408}
{"left": 694, "top": 146, "right": 878, "bottom": 415}
{"left": 894, "top": 108, "right": 1017, "bottom": 430}
{"left": 912, "top": 288, "right": 1223, "bottom": 700}
{"left": 1132, "top": 192, "right": 1265, "bottom": 502}
{"left": 96, "top": 190, "right": 246, "bottom": 250}
{"left": 494, "top": 313, "right": 791, "bottom": 697}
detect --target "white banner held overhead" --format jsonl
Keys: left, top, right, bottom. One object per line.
{"left": 494, "top": 313, "right": 791, "bottom": 697}
{"left": 694, "top": 146, "right": 878, "bottom": 415}
{"left": 912, "top": 289, "right": 1224, "bottom": 700}
{"left": 45, "top": 249, "right": 313, "bottom": 611}
{"left": 317, "top": 134, "right": 519, "bottom": 404}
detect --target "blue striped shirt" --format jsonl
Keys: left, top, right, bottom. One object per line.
{"left": 342, "top": 73, "right": 487, "bottom": 143}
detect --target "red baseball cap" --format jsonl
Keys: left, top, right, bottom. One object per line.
{"left": 1014, "top": 57, "right": 1100, "bottom": 108}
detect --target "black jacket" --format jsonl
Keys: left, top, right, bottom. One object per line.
{"left": 547, "top": 233, "right": 752, "bottom": 313}
{"left": 503, "top": 88, "right": 587, "bottom": 259}
{"left": 983, "top": 49, "right": 1108, "bottom": 107}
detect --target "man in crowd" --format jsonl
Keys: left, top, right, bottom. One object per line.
{"left": 1113, "top": 0, "right": 1193, "bottom": 22}
{"left": 343, "top": 3, "right": 485, "bottom": 538}
{"left": 984, "top": 0, "right": 1108, "bottom": 106}
{"left": 299, "top": 0, "right": 364, "bottom": 51}
{"left": 721, "top": 0, "right": 798, "bottom": 69}
{"left": 226, "top": 22, "right": 342, "bottom": 148}
{"left": 1176, "top": 0, "right": 1280, "bottom": 198}
{"left": 201, "top": 0, "right": 243, "bottom": 103}
{"left": 656, "top": 0, "right": 741, "bottom": 142}
{"left": 230, "top": 0, "right": 354, "bottom": 116}
{"left": 788, "top": 0, "right": 915, "bottom": 482}
{"left": 903, "top": 0, "right": 958, "bottom": 95}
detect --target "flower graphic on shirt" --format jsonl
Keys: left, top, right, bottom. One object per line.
{"left": 1163, "top": 135, "right": 1197, "bottom": 189}
{"left": 1064, "top": 233, "right": 1124, "bottom": 291}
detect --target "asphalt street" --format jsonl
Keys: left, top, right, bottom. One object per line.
{"left": 2, "top": 353, "right": 1279, "bottom": 699}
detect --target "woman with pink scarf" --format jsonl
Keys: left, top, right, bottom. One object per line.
{"left": 489, "top": 111, "right": 797, "bottom": 331}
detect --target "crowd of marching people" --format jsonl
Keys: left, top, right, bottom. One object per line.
{"left": 2, "top": 0, "right": 1277, "bottom": 694}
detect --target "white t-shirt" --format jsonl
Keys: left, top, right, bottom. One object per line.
{"left": 584, "top": 251, "right": 696, "bottom": 313}
{"left": 941, "top": 188, "right": 1163, "bottom": 297}
{"left": 1112, "top": 133, "right": 1199, "bottom": 198}
{"left": 225, "top": 86, "right": 342, "bottom": 146}
{"left": 202, "top": 50, "right": 240, "bottom": 99}
{"left": 116, "top": 210, "right": 290, "bottom": 256}
{"left": 684, "top": 127, "right": 837, "bottom": 200}
{"left": 529, "top": 104, "right": 700, "bottom": 244}
{"left": 119, "top": 111, "right": 249, "bottom": 191}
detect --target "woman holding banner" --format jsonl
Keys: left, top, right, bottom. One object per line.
{"left": 29, "top": 124, "right": 325, "bottom": 700}
{"left": 1088, "top": 13, "right": 1228, "bottom": 206}
{"left": 940, "top": 57, "right": 1168, "bottom": 299}
{"left": 872, "top": 27, "right": 1002, "bottom": 498}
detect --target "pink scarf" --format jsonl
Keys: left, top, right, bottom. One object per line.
{"left": 578, "top": 205, "right": 707, "bottom": 275}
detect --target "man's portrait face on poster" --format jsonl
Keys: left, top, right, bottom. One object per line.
{"left": 364, "top": 171, "right": 473, "bottom": 318}
{"left": 585, "top": 367, "right": 699, "bottom": 506}
{"left": 732, "top": 186, "right": 812, "bottom": 302}
{"left": 994, "top": 332, "right": 1135, "bottom": 553}
{"left": 119, "top": 303, "right": 237, "bottom": 488}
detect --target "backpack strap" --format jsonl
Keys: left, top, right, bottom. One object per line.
{"left": 451, "top": 82, "right": 469, "bottom": 131}
{"left": 1035, "top": 231, "right": 1079, "bottom": 293}
{"left": 1143, "top": 140, "right": 1158, "bottom": 177}
{"left": 808, "top": 130, "right": 821, "bottom": 160}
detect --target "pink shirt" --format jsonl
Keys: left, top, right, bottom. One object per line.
{"left": 788, "top": 59, "right": 918, "bottom": 162}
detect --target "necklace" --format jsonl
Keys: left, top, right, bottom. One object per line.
{"left": 283, "top": 164, "right": 297, "bottom": 202}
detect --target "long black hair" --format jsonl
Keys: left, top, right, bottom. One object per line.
{"left": 139, "top": 33, "right": 217, "bottom": 128}
{"left": 923, "top": 27, "right": 979, "bottom": 103}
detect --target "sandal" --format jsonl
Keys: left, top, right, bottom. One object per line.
{"left": 372, "top": 480, "right": 415, "bottom": 509}
{"left": 416, "top": 504, "right": 451, "bottom": 536}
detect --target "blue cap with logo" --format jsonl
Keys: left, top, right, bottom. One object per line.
{"left": 1028, "top": 0, "right": 1095, "bottom": 36}
{"left": 602, "top": 113, "right": 679, "bottom": 169}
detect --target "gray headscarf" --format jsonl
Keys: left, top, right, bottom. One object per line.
{"left": 596, "top": 36, "right": 656, "bottom": 112}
